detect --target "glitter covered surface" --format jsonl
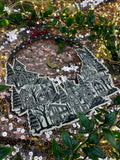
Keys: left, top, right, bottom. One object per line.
{"left": 0, "top": 0, "right": 120, "bottom": 159}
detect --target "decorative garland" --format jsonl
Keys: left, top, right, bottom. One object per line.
{"left": 5, "top": 32, "right": 118, "bottom": 136}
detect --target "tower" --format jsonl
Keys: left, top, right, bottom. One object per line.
{"left": 6, "top": 63, "right": 16, "bottom": 85}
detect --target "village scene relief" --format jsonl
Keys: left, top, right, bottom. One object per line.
{"left": 6, "top": 46, "right": 118, "bottom": 135}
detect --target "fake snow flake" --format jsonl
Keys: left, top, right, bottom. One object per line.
{"left": 6, "top": 29, "right": 18, "bottom": 42}
{"left": 2, "top": 132, "right": 7, "bottom": 137}
{"left": 1, "top": 117, "right": 6, "bottom": 121}
{"left": 61, "top": 65, "right": 79, "bottom": 72}
{"left": 21, "top": 128, "right": 25, "bottom": 133}
{"left": 9, "top": 114, "right": 13, "bottom": 119}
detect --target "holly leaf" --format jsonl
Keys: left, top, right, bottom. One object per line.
{"left": 75, "top": 12, "right": 85, "bottom": 25}
{"left": 66, "top": 17, "right": 74, "bottom": 27}
{"left": 103, "top": 128, "right": 116, "bottom": 148}
{"left": 52, "top": 139, "right": 62, "bottom": 160}
{"left": 114, "top": 95, "right": 120, "bottom": 105}
{"left": 86, "top": 10, "right": 95, "bottom": 26}
{"left": 91, "top": 145, "right": 106, "bottom": 158}
{"left": 0, "top": 1, "right": 4, "bottom": 14}
{"left": 79, "top": 112, "right": 90, "bottom": 130}
{"left": 0, "top": 85, "right": 9, "bottom": 92}
{"left": 105, "top": 112, "right": 116, "bottom": 124}
{"left": 94, "top": 114, "right": 104, "bottom": 122}
{"left": 62, "top": 130, "right": 72, "bottom": 148}
{"left": 90, "top": 119, "right": 96, "bottom": 130}
{"left": 118, "top": 140, "right": 120, "bottom": 154}
{"left": 73, "top": 136, "right": 77, "bottom": 147}
{"left": 111, "top": 150, "right": 119, "bottom": 159}
{"left": 0, "top": 146, "right": 13, "bottom": 160}
{"left": 0, "top": 19, "right": 9, "bottom": 28}
{"left": 9, "top": 12, "right": 22, "bottom": 24}
{"left": 88, "top": 133, "right": 99, "bottom": 144}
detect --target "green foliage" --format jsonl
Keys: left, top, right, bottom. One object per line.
{"left": 8, "top": 12, "right": 22, "bottom": 24}
{"left": 66, "top": 17, "right": 74, "bottom": 27}
{"left": 90, "top": 145, "right": 106, "bottom": 159}
{"left": 51, "top": 96, "right": 120, "bottom": 159}
{"left": 114, "top": 95, "right": 120, "bottom": 105}
{"left": 0, "top": 19, "right": 9, "bottom": 27}
{"left": 52, "top": 139, "right": 62, "bottom": 160}
{"left": 79, "top": 112, "right": 90, "bottom": 130}
{"left": 103, "top": 128, "right": 116, "bottom": 149}
{"left": 105, "top": 112, "right": 116, "bottom": 124}
{"left": 0, "top": 146, "right": 13, "bottom": 160}
{"left": 86, "top": 10, "right": 95, "bottom": 26}
{"left": 75, "top": 11, "right": 85, "bottom": 25}
{"left": 40, "top": 2, "right": 53, "bottom": 19}
{"left": 0, "top": 1, "right": 4, "bottom": 14}
{"left": 62, "top": 130, "right": 72, "bottom": 148}
{"left": 88, "top": 133, "right": 99, "bottom": 144}
{"left": 0, "top": 85, "right": 9, "bottom": 92}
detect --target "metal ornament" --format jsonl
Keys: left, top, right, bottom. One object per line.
{"left": 5, "top": 35, "right": 118, "bottom": 136}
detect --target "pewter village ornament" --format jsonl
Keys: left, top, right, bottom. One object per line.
{"left": 5, "top": 33, "right": 118, "bottom": 135}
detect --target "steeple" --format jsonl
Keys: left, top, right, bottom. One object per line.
{"left": 58, "top": 85, "right": 68, "bottom": 104}
{"left": 6, "top": 63, "right": 15, "bottom": 85}
{"left": 76, "top": 47, "right": 107, "bottom": 72}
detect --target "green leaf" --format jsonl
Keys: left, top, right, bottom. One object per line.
{"left": 62, "top": 130, "right": 72, "bottom": 148}
{"left": 0, "top": 85, "right": 9, "bottom": 92}
{"left": 66, "top": 17, "right": 74, "bottom": 27}
{"left": 0, "top": 146, "right": 13, "bottom": 160}
{"left": 64, "top": 155, "right": 69, "bottom": 160}
{"left": 113, "top": 131, "right": 120, "bottom": 138}
{"left": 88, "top": 34, "right": 96, "bottom": 40}
{"left": 78, "top": 130, "right": 89, "bottom": 134}
{"left": 60, "top": 27, "right": 67, "bottom": 33}
{"left": 73, "top": 136, "right": 77, "bottom": 146}
{"left": 91, "top": 145, "right": 106, "bottom": 158}
{"left": 90, "top": 119, "right": 96, "bottom": 130}
{"left": 98, "top": 109, "right": 109, "bottom": 115}
{"left": 83, "top": 147, "right": 98, "bottom": 160}
{"left": 88, "top": 133, "right": 99, "bottom": 144}
{"left": 52, "top": 139, "right": 62, "bottom": 160}
{"left": 72, "top": 153, "right": 81, "bottom": 159}
{"left": 99, "top": 16, "right": 107, "bottom": 24}
{"left": 118, "top": 140, "right": 120, "bottom": 154}
{"left": 79, "top": 112, "right": 90, "bottom": 130}
{"left": 0, "top": 19, "right": 9, "bottom": 28}
{"left": 75, "top": 12, "right": 85, "bottom": 25}
{"left": 111, "top": 150, "right": 118, "bottom": 159}
{"left": 116, "top": 120, "right": 120, "bottom": 128}
{"left": 0, "top": 1, "right": 4, "bottom": 14}
{"left": 47, "top": 2, "right": 53, "bottom": 15}
{"left": 103, "top": 128, "right": 116, "bottom": 148}
{"left": 86, "top": 10, "right": 95, "bottom": 26}
{"left": 114, "top": 95, "right": 120, "bottom": 105}
{"left": 94, "top": 114, "right": 104, "bottom": 122}
{"left": 51, "top": 18, "right": 57, "bottom": 26}
{"left": 105, "top": 112, "right": 116, "bottom": 124}
{"left": 9, "top": 12, "right": 22, "bottom": 24}
{"left": 62, "top": 8, "right": 69, "bottom": 17}
{"left": 30, "top": 11, "right": 37, "bottom": 21}
{"left": 61, "top": 150, "right": 72, "bottom": 155}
